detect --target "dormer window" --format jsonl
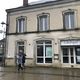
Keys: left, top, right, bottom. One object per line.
{"left": 16, "top": 17, "right": 26, "bottom": 33}
{"left": 38, "top": 13, "right": 49, "bottom": 31}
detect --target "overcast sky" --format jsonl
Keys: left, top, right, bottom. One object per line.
{"left": 0, "top": 0, "right": 39, "bottom": 40}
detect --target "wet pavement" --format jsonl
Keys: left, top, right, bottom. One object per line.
{"left": 0, "top": 66, "right": 80, "bottom": 80}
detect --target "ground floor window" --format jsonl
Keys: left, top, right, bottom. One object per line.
{"left": 62, "top": 47, "right": 80, "bottom": 64}
{"left": 36, "top": 40, "right": 52, "bottom": 64}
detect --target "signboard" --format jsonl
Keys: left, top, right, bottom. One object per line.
{"left": 61, "top": 40, "right": 80, "bottom": 46}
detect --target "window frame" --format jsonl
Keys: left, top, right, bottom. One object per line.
{"left": 62, "top": 9, "right": 77, "bottom": 30}
{"left": 16, "top": 16, "right": 27, "bottom": 33}
{"left": 61, "top": 47, "right": 76, "bottom": 64}
{"left": 36, "top": 40, "right": 53, "bottom": 64}
{"left": 37, "top": 13, "right": 50, "bottom": 32}
{"left": 15, "top": 40, "right": 26, "bottom": 54}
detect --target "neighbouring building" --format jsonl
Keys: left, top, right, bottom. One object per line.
{"left": 5, "top": 0, "right": 80, "bottom": 68}
{"left": 0, "top": 38, "right": 5, "bottom": 66}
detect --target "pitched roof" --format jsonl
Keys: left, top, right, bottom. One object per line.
{"left": 6, "top": 0, "right": 80, "bottom": 13}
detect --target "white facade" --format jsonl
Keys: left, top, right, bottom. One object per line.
{"left": 6, "top": 0, "right": 80, "bottom": 68}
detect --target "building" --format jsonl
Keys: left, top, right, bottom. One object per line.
{"left": 6, "top": 0, "right": 80, "bottom": 68}
{"left": 0, "top": 38, "right": 5, "bottom": 66}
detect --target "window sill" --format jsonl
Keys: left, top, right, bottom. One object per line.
{"left": 63, "top": 28, "right": 80, "bottom": 31}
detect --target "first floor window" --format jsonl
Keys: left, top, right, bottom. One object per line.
{"left": 63, "top": 11, "right": 75, "bottom": 29}
{"left": 16, "top": 17, "right": 26, "bottom": 33}
{"left": 38, "top": 14, "right": 49, "bottom": 31}
{"left": 36, "top": 40, "right": 52, "bottom": 63}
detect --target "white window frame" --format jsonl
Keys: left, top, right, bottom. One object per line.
{"left": 36, "top": 40, "right": 53, "bottom": 64}
{"left": 61, "top": 47, "right": 76, "bottom": 64}
{"left": 16, "top": 40, "right": 26, "bottom": 54}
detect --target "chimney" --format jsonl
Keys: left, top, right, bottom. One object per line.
{"left": 23, "top": 0, "right": 28, "bottom": 6}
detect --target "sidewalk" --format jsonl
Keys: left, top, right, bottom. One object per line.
{"left": 0, "top": 66, "right": 80, "bottom": 77}
{"left": 0, "top": 66, "right": 80, "bottom": 80}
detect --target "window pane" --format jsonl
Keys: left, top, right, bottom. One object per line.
{"left": 17, "top": 18, "right": 25, "bottom": 33}
{"left": 19, "top": 20, "right": 22, "bottom": 32}
{"left": 39, "top": 17, "right": 43, "bottom": 31}
{"left": 37, "top": 45, "right": 43, "bottom": 56}
{"left": 64, "top": 12, "right": 74, "bottom": 29}
{"left": 37, "top": 58, "right": 43, "bottom": 63}
{"left": 70, "top": 13, "right": 74, "bottom": 28}
{"left": 44, "top": 16, "right": 48, "bottom": 30}
{"left": 39, "top": 15, "right": 48, "bottom": 31}
{"left": 63, "top": 48, "right": 68, "bottom": 56}
{"left": 17, "top": 42, "right": 24, "bottom": 45}
{"left": 18, "top": 46, "right": 24, "bottom": 52}
{"left": 70, "top": 48, "right": 73, "bottom": 56}
{"left": 62, "top": 48, "right": 69, "bottom": 63}
{"left": 0, "top": 57, "right": 3, "bottom": 62}
{"left": 37, "top": 40, "right": 51, "bottom": 44}
{"left": 17, "top": 42, "right": 24, "bottom": 53}
{"left": 45, "top": 58, "right": 52, "bottom": 63}
{"left": 76, "top": 48, "right": 80, "bottom": 56}
{"left": 45, "top": 46, "right": 52, "bottom": 57}
{"left": 71, "top": 57, "right": 74, "bottom": 63}
{"left": 63, "top": 57, "right": 69, "bottom": 63}
{"left": 76, "top": 48, "right": 80, "bottom": 64}
{"left": 70, "top": 48, "right": 74, "bottom": 63}
{"left": 64, "top": 14, "right": 69, "bottom": 29}
{"left": 0, "top": 48, "right": 3, "bottom": 54}
{"left": 45, "top": 40, "right": 52, "bottom": 44}
{"left": 36, "top": 40, "right": 43, "bottom": 44}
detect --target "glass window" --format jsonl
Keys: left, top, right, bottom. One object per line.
{"left": 36, "top": 40, "right": 52, "bottom": 63}
{"left": 70, "top": 48, "right": 74, "bottom": 63}
{"left": 16, "top": 17, "right": 26, "bottom": 33}
{"left": 45, "top": 46, "right": 52, "bottom": 57}
{"left": 63, "top": 12, "right": 74, "bottom": 29}
{"left": 37, "top": 40, "right": 51, "bottom": 44}
{"left": 62, "top": 48, "right": 69, "bottom": 63}
{"left": 0, "top": 48, "right": 3, "bottom": 54}
{"left": 62, "top": 47, "right": 75, "bottom": 64}
{"left": 38, "top": 14, "right": 49, "bottom": 31}
{"left": 62, "top": 47, "right": 80, "bottom": 64}
{"left": 37, "top": 45, "right": 43, "bottom": 56}
{"left": 37, "top": 58, "right": 43, "bottom": 63}
{"left": 76, "top": 47, "right": 80, "bottom": 64}
{"left": 17, "top": 41, "right": 25, "bottom": 53}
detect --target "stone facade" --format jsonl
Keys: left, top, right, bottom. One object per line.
{"left": 6, "top": 0, "right": 80, "bottom": 68}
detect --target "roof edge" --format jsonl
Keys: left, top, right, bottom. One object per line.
{"left": 6, "top": 0, "right": 80, "bottom": 13}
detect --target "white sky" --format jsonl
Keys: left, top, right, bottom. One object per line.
{"left": 0, "top": 0, "right": 39, "bottom": 40}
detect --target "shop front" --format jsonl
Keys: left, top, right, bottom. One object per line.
{"left": 61, "top": 39, "right": 80, "bottom": 65}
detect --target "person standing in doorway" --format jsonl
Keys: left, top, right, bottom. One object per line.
{"left": 18, "top": 50, "right": 26, "bottom": 68}
{"left": 17, "top": 50, "right": 23, "bottom": 71}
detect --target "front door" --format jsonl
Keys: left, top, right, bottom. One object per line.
{"left": 15, "top": 41, "right": 25, "bottom": 65}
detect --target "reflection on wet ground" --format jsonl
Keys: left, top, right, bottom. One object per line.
{"left": 0, "top": 67, "right": 80, "bottom": 80}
